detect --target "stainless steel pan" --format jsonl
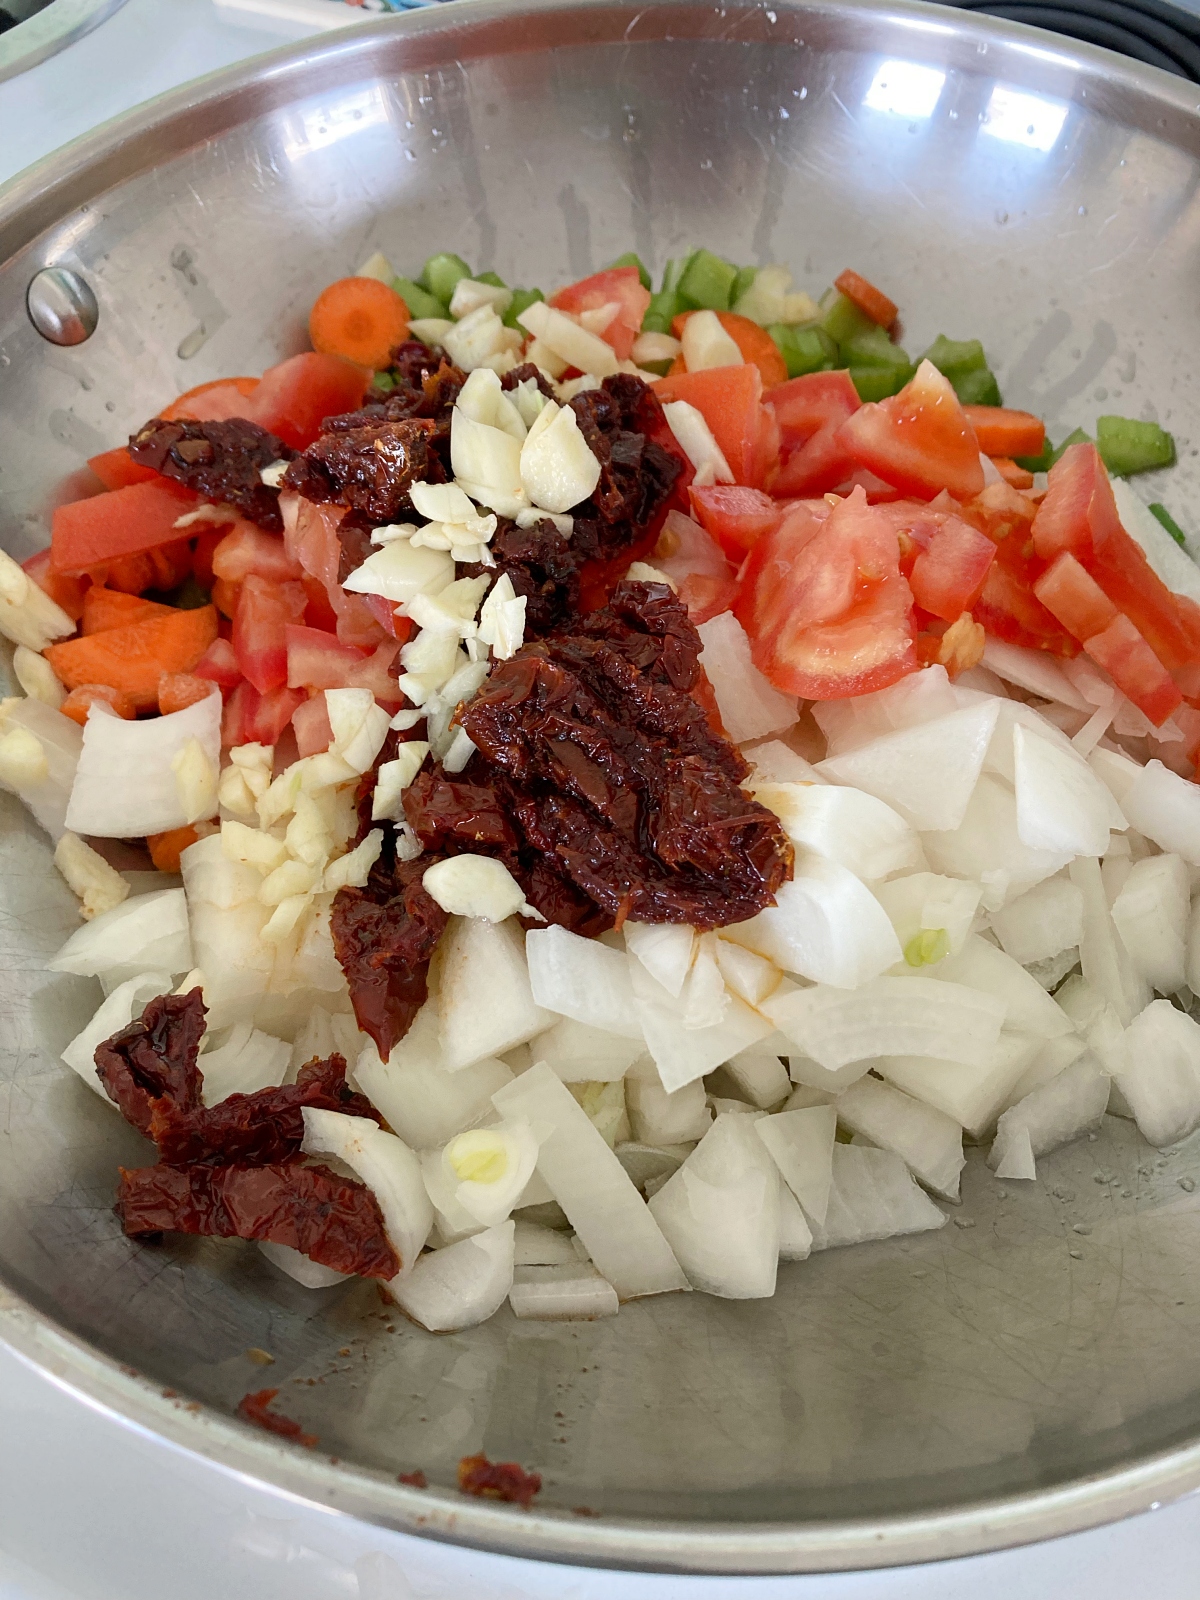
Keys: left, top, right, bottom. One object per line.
{"left": 3, "top": 0, "right": 1200, "bottom": 1572}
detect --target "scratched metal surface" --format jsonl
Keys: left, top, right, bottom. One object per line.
{"left": 3, "top": 0, "right": 1200, "bottom": 1573}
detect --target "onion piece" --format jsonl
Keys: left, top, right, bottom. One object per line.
{"left": 200, "top": 1024, "right": 290, "bottom": 1105}
{"left": 812, "top": 664, "right": 958, "bottom": 756}
{"left": 49, "top": 888, "right": 191, "bottom": 989}
{"left": 1120, "top": 759, "right": 1200, "bottom": 864}
{"left": 1110, "top": 854, "right": 1190, "bottom": 994}
{"left": 509, "top": 1262, "right": 619, "bottom": 1320}
{"left": 922, "top": 772, "right": 1074, "bottom": 911}
{"left": 390, "top": 1222, "right": 516, "bottom": 1331}
{"left": 629, "top": 957, "right": 771, "bottom": 1093}
{"left": 302, "top": 1108, "right": 433, "bottom": 1274}
{"left": 530, "top": 1015, "right": 643, "bottom": 1083}
{"left": 1111, "top": 1000, "right": 1200, "bottom": 1147}
{"left": 810, "top": 1146, "right": 945, "bottom": 1250}
{"left": 993, "top": 1126, "right": 1037, "bottom": 1181}
{"left": 835, "top": 1075, "right": 965, "bottom": 1201}
{"left": 624, "top": 921, "right": 695, "bottom": 1000}
{"left": 873, "top": 1032, "right": 1041, "bottom": 1139}
{"left": 65, "top": 691, "right": 221, "bottom": 838}
{"left": 439, "top": 916, "right": 553, "bottom": 1070}
{"left": 695, "top": 612, "right": 798, "bottom": 742}
{"left": 1070, "top": 856, "right": 1149, "bottom": 1027}
{"left": 514, "top": 1221, "right": 578, "bottom": 1265}
{"left": 989, "top": 876, "right": 1083, "bottom": 967}
{"left": 722, "top": 1041, "right": 791, "bottom": 1107}
{"left": 752, "top": 782, "right": 922, "bottom": 883}
{"left": 936, "top": 936, "right": 1075, "bottom": 1040}
{"left": 762, "top": 976, "right": 1005, "bottom": 1071}
{"left": 980, "top": 638, "right": 1091, "bottom": 710}
{"left": 258, "top": 1240, "right": 351, "bottom": 1289}
{"left": 988, "top": 1054, "right": 1109, "bottom": 1175}
{"left": 1012, "top": 723, "right": 1117, "bottom": 857}
{"left": 62, "top": 970, "right": 173, "bottom": 1096}
{"left": 626, "top": 1072, "right": 712, "bottom": 1145}
{"left": 873, "top": 872, "right": 982, "bottom": 969}
{"left": 527, "top": 924, "right": 643, "bottom": 1037}
{"left": 778, "top": 1183, "right": 814, "bottom": 1261}
{"left": 0, "top": 696, "right": 81, "bottom": 839}
{"left": 753, "top": 1103, "right": 836, "bottom": 1225}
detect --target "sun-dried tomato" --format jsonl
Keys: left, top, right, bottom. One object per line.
{"left": 457, "top": 1452, "right": 542, "bottom": 1508}
{"left": 128, "top": 418, "right": 293, "bottom": 532}
{"left": 331, "top": 855, "right": 449, "bottom": 1061}
{"left": 94, "top": 989, "right": 207, "bottom": 1134}
{"left": 147, "top": 1053, "right": 380, "bottom": 1166}
{"left": 283, "top": 417, "right": 435, "bottom": 525}
{"left": 237, "top": 1387, "right": 318, "bottom": 1447}
{"left": 117, "top": 1159, "right": 401, "bottom": 1278}
{"left": 566, "top": 377, "right": 683, "bottom": 566}
{"left": 459, "top": 519, "right": 581, "bottom": 639}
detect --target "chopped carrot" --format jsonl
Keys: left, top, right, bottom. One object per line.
{"left": 669, "top": 310, "right": 788, "bottom": 388}
{"left": 990, "top": 457, "right": 1036, "bottom": 491}
{"left": 308, "top": 277, "right": 410, "bottom": 371}
{"left": 146, "top": 825, "right": 200, "bottom": 873}
{"left": 160, "top": 376, "right": 258, "bottom": 423}
{"left": 834, "top": 269, "right": 898, "bottom": 329}
{"left": 22, "top": 549, "right": 89, "bottom": 622}
{"left": 100, "top": 540, "right": 193, "bottom": 596}
{"left": 83, "top": 587, "right": 175, "bottom": 635}
{"left": 45, "top": 605, "right": 218, "bottom": 713}
{"left": 158, "top": 672, "right": 215, "bottom": 715}
{"left": 964, "top": 405, "right": 1046, "bottom": 459}
{"left": 61, "top": 684, "right": 137, "bottom": 725}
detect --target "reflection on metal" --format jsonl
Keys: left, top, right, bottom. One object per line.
{"left": 25, "top": 266, "right": 98, "bottom": 344}
{"left": 863, "top": 59, "right": 947, "bottom": 117}
{"left": 981, "top": 83, "right": 1070, "bottom": 150}
{"left": 0, "top": 0, "right": 129, "bottom": 85}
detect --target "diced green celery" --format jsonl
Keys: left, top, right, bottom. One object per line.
{"left": 840, "top": 325, "right": 912, "bottom": 373}
{"left": 1148, "top": 503, "right": 1188, "bottom": 548}
{"left": 391, "top": 275, "right": 448, "bottom": 322}
{"left": 953, "top": 366, "right": 1002, "bottom": 407}
{"left": 642, "top": 290, "right": 681, "bottom": 335}
{"left": 419, "top": 252, "right": 472, "bottom": 304}
{"left": 1047, "top": 427, "right": 1093, "bottom": 468}
{"left": 608, "top": 252, "right": 651, "bottom": 290}
{"left": 637, "top": 358, "right": 675, "bottom": 378}
{"left": 677, "top": 248, "right": 739, "bottom": 311}
{"left": 768, "top": 324, "right": 837, "bottom": 379}
{"left": 918, "top": 334, "right": 988, "bottom": 381}
{"left": 660, "top": 255, "right": 693, "bottom": 295}
{"left": 1013, "top": 440, "right": 1054, "bottom": 474}
{"left": 475, "top": 270, "right": 507, "bottom": 288}
{"left": 818, "top": 290, "right": 872, "bottom": 348}
{"left": 850, "top": 365, "right": 914, "bottom": 401}
{"left": 502, "top": 287, "right": 544, "bottom": 329}
{"left": 732, "top": 265, "right": 758, "bottom": 303}
{"left": 1096, "top": 415, "right": 1176, "bottom": 476}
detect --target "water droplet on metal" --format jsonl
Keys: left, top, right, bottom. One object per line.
{"left": 1180, "top": 1176, "right": 1195, "bottom": 1192}
{"left": 177, "top": 325, "right": 209, "bottom": 360}
{"left": 1069, "top": 1248, "right": 1083, "bottom": 1259}
{"left": 26, "top": 267, "right": 98, "bottom": 346}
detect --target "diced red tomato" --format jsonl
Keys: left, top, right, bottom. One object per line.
{"left": 734, "top": 486, "right": 917, "bottom": 699}
{"left": 909, "top": 518, "right": 997, "bottom": 620}
{"left": 244, "top": 353, "right": 369, "bottom": 451}
{"left": 833, "top": 269, "right": 898, "bottom": 329}
{"left": 193, "top": 635, "right": 242, "bottom": 690}
{"left": 1031, "top": 442, "right": 1118, "bottom": 564}
{"left": 222, "top": 680, "right": 306, "bottom": 748}
{"left": 1084, "top": 613, "right": 1182, "bottom": 726}
{"left": 549, "top": 267, "right": 651, "bottom": 362}
{"left": 292, "top": 694, "right": 334, "bottom": 757}
{"left": 837, "top": 361, "right": 985, "bottom": 503}
{"left": 670, "top": 311, "right": 789, "bottom": 388}
{"left": 280, "top": 492, "right": 387, "bottom": 649}
{"left": 86, "top": 447, "right": 160, "bottom": 491}
{"left": 654, "top": 363, "right": 773, "bottom": 487}
{"left": 302, "top": 572, "right": 341, "bottom": 633}
{"left": 649, "top": 513, "right": 736, "bottom": 625}
{"left": 361, "top": 591, "right": 412, "bottom": 641}
{"left": 51, "top": 479, "right": 198, "bottom": 575}
{"left": 1032, "top": 552, "right": 1119, "bottom": 643}
{"left": 160, "top": 376, "right": 259, "bottom": 423}
{"left": 828, "top": 467, "right": 907, "bottom": 503}
{"left": 765, "top": 370, "right": 861, "bottom": 497}
{"left": 960, "top": 480, "right": 1038, "bottom": 545}
{"left": 22, "top": 549, "right": 88, "bottom": 621}
{"left": 211, "top": 520, "right": 303, "bottom": 586}
{"left": 688, "top": 485, "right": 783, "bottom": 560}
{"left": 233, "top": 575, "right": 307, "bottom": 694}
{"left": 963, "top": 407, "right": 1045, "bottom": 459}
{"left": 285, "top": 625, "right": 401, "bottom": 698}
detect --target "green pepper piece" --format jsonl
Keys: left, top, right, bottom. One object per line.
{"left": 850, "top": 365, "right": 914, "bottom": 401}
{"left": 1096, "top": 415, "right": 1176, "bottom": 477}
{"left": 818, "top": 291, "right": 872, "bottom": 348}
{"left": 419, "top": 252, "right": 472, "bottom": 304}
{"left": 607, "top": 252, "right": 652, "bottom": 290}
{"left": 1013, "top": 440, "right": 1054, "bottom": 474}
{"left": 390, "top": 275, "right": 449, "bottom": 322}
{"left": 677, "top": 248, "right": 739, "bottom": 311}
{"left": 953, "top": 367, "right": 1003, "bottom": 407}
{"left": 768, "top": 324, "right": 838, "bottom": 378}
{"left": 732, "top": 265, "right": 758, "bottom": 304}
{"left": 840, "top": 324, "right": 912, "bottom": 373}
{"left": 503, "top": 287, "right": 545, "bottom": 330}
{"left": 1047, "top": 427, "right": 1093, "bottom": 469}
{"left": 918, "top": 334, "right": 988, "bottom": 382}
{"left": 475, "top": 270, "right": 507, "bottom": 289}
{"left": 1148, "top": 503, "right": 1189, "bottom": 548}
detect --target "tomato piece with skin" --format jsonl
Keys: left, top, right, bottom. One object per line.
{"left": 193, "top": 636, "right": 242, "bottom": 690}
{"left": 87, "top": 447, "right": 160, "bottom": 491}
{"left": 962, "top": 407, "right": 1045, "bottom": 459}
{"left": 222, "top": 681, "right": 306, "bottom": 748}
{"left": 670, "top": 311, "right": 789, "bottom": 388}
{"left": 688, "top": 484, "right": 784, "bottom": 559}
{"left": 654, "top": 364, "right": 772, "bottom": 487}
{"left": 1084, "top": 613, "right": 1182, "bottom": 726}
{"left": 292, "top": 694, "right": 334, "bottom": 757}
{"left": 22, "top": 549, "right": 88, "bottom": 621}
{"left": 51, "top": 479, "right": 198, "bottom": 575}
{"left": 765, "top": 370, "right": 861, "bottom": 497}
{"left": 285, "top": 625, "right": 401, "bottom": 699}
{"left": 244, "top": 353, "right": 369, "bottom": 451}
{"left": 233, "top": 575, "right": 308, "bottom": 694}
{"left": 837, "top": 360, "right": 985, "bottom": 503}
{"left": 280, "top": 492, "right": 387, "bottom": 650}
{"left": 160, "top": 376, "right": 259, "bottom": 423}
{"left": 549, "top": 267, "right": 651, "bottom": 361}
{"left": 649, "top": 513, "right": 736, "bottom": 625}
{"left": 212, "top": 520, "right": 304, "bottom": 586}
{"left": 1032, "top": 552, "right": 1119, "bottom": 642}
{"left": 909, "top": 517, "right": 997, "bottom": 620}
{"left": 733, "top": 485, "right": 918, "bottom": 699}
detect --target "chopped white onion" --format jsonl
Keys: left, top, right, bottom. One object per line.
{"left": 1111, "top": 853, "right": 1190, "bottom": 994}
{"left": 753, "top": 1103, "right": 836, "bottom": 1226}
{"left": 696, "top": 612, "right": 798, "bottom": 742}
{"left": 754, "top": 781, "right": 921, "bottom": 883}
{"left": 302, "top": 1108, "right": 432, "bottom": 1274}
{"left": 762, "top": 975, "right": 1005, "bottom": 1071}
{"left": 509, "top": 1262, "right": 619, "bottom": 1320}
{"left": 989, "top": 876, "right": 1083, "bottom": 966}
{"left": 809, "top": 1145, "right": 945, "bottom": 1250}
{"left": 526, "top": 923, "right": 643, "bottom": 1038}
{"left": 66, "top": 692, "right": 221, "bottom": 838}
{"left": 722, "top": 859, "right": 902, "bottom": 989}
{"left": 390, "top": 1223, "right": 516, "bottom": 1331}
{"left": 835, "top": 1074, "right": 965, "bottom": 1200}
{"left": 989, "top": 1054, "right": 1109, "bottom": 1173}
{"left": 438, "top": 916, "right": 552, "bottom": 1071}
{"left": 1111, "top": 1000, "right": 1200, "bottom": 1147}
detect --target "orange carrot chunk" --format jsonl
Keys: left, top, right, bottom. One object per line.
{"left": 45, "top": 605, "right": 219, "bottom": 713}
{"left": 158, "top": 672, "right": 216, "bottom": 716}
{"left": 834, "top": 269, "right": 898, "bottom": 329}
{"left": 147, "top": 825, "right": 200, "bottom": 873}
{"left": 61, "top": 684, "right": 138, "bottom": 725}
{"left": 308, "top": 277, "right": 410, "bottom": 371}
{"left": 82, "top": 587, "right": 176, "bottom": 636}
{"left": 990, "top": 457, "right": 1036, "bottom": 491}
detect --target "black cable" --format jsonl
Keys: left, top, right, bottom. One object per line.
{"left": 955, "top": 0, "right": 1200, "bottom": 80}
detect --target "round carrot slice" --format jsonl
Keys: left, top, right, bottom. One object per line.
{"left": 308, "top": 277, "right": 411, "bottom": 371}
{"left": 60, "top": 683, "right": 137, "bottom": 725}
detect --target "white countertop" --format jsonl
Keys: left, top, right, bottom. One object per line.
{"left": 4, "top": 3, "right": 1200, "bottom": 1595}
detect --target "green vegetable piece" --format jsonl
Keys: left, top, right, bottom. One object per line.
{"left": 391, "top": 275, "right": 449, "bottom": 322}
{"left": 768, "top": 324, "right": 837, "bottom": 379}
{"left": 156, "top": 574, "right": 212, "bottom": 611}
{"left": 919, "top": 334, "right": 988, "bottom": 381}
{"left": 904, "top": 928, "right": 950, "bottom": 968}
{"left": 642, "top": 289, "right": 681, "bottom": 335}
{"left": 419, "top": 252, "right": 472, "bottom": 304}
{"left": 371, "top": 371, "right": 397, "bottom": 393}
{"left": 608, "top": 252, "right": 651, "bottom": 290}
{"left": 1047, "top": 427, "right": 1093, "bottom": 469}
{"left": 1096, "top": 415, "right": 1176, "bottom": 477}
{"left": 677, "top": 248, "right": 739, "bottom": 311}
{"left": 850, "top": 365, "right": 914, "bottom": 402}
{"left": 660, "top": 254, "right": 693, "bottom": 294}
{"left": 840, "top": 324, "right": 912, "bottom": 373}
{"left": 475, "top": 270, "right": 507, "bottom": 288}
{"left": 1013, "top": 441, "right": 1054, "bottom": 474}
{"left": 818, "top": 291, "right": 872, "bottom": 348}
{"left": 953, "top": 366, "right": 1003, "bottom": 407}
{"left": 732, "top": 265, "right": 759, "bottom": 303}
{"left": 1148, "top": 502, "right": 1189, "bottom": 548}
{"left": 503, "top": 287, "right": 544, "bottom": 330}
{"left": 636, "top": 358, "right": 675, "bottom": 378}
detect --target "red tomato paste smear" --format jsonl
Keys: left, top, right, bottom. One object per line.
{"left": 237, "top": 1388, "right": 318, "bottom": 1448}
{"left": 457, "top": 1453, "right": 543, "bottom": 1508}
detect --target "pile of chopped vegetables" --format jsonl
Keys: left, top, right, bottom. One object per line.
{"left": 5, "top": 242, "right": 1200, "bottom": 1350}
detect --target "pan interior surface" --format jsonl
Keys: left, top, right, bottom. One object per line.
{"left": 2, "top": 0, "right": 1200, "bottom": 1571}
